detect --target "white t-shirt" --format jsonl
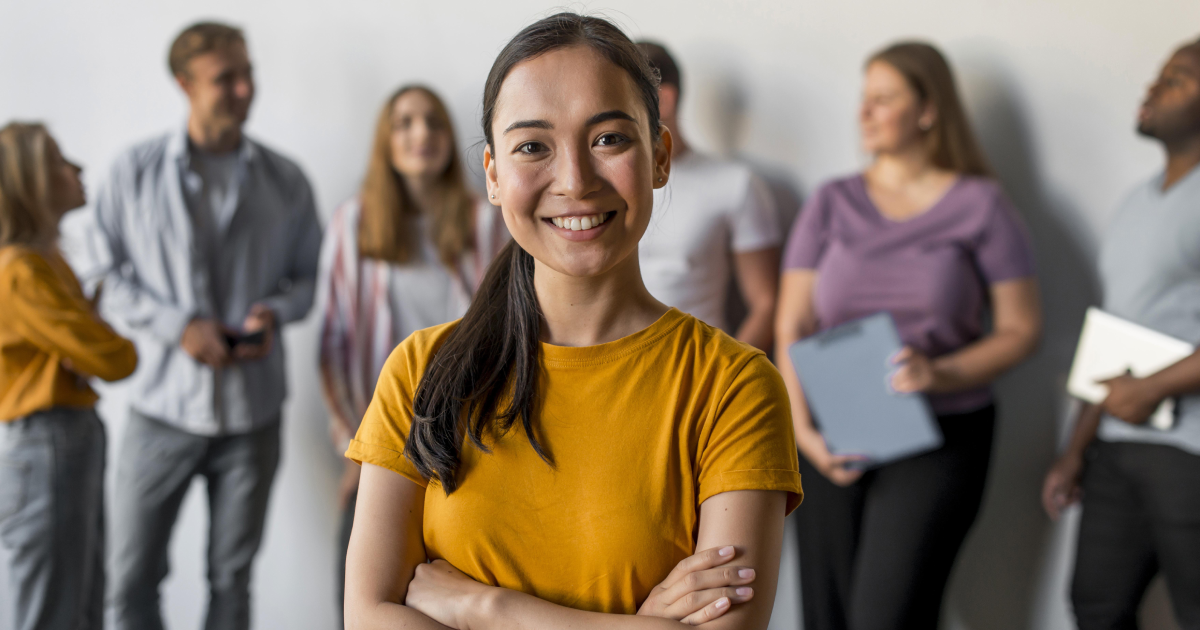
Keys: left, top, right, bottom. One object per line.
{"left": 639, "top": 151, "right": 781, "bottom": 332}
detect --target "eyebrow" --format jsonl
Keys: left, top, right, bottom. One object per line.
{"left": 501, "top": 109, "right": 637, "bottom": 135}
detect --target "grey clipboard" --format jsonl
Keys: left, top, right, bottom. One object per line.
{"left": 788, "top": 312, "right": 943, "bottom": 469}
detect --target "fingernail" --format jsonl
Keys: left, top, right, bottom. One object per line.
{"left": 715, "top": 597, "right": 730, "bottom": 610}
{"left": 718, "top": 546, "right": 734, "bottom": 557}
{"left": 736, "top": 587, "right": 753, "bottom": 598}
{"left": 738, "top": 569, "right": 755, "bottom": 579}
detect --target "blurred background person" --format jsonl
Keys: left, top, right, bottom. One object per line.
{"left": 0, "top": 122, "right": 137, "bottom": 630}
{"left": 635, "top": 41, "right": 781, "bottom": 352}
{"left": 315, "top": 84, "right": 507, "bottom": 622}
{"left": 1042, "top": 36, "right": 1200, "bottom": 629}
{"left": 84, "top": 22, "right": 322, "bottom": 630}
{"left": 774, "top": 42, "right": 1042, "bottom": 629}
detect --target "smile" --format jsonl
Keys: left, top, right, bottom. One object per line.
{"left": 547, "top": 211, "right": 615, "bottom": 231}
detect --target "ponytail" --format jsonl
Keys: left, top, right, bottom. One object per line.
{"left": 406, "top": 241, "right": 548, "bottom": 492}
{"left": 404, "top": 12, "right": 661, "bottom": 493}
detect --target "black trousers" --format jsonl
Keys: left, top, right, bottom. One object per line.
{"left": 1071, "top": 440, "right": 1200, "bottom": 630}
{"left": 796, "top": 405, "right": 995, "bottom": 630}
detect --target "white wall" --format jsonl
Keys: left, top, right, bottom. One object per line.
{"left": 2, "top": 0, "right": 1197, "bottom": 628}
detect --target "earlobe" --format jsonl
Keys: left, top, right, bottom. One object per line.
{"left": 654, "top": 127, "right": 673, "bottom": 189}
{"left": 483, "top": 145, "right": 500, "bottom": 206}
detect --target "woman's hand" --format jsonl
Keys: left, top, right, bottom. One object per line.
{"left": 637, "top": 545, "right": 757, "bottom": 625}
{"left": 889, "top": 346, "right": 939, "bottom": 393}
{"left": 796, "top": 426, "right": 864, "bottom": 487}
{"left": 405, "top": 559, "right": 490, "bottom": 629}
{"left": 1098, "top": 373, "right": 1163, "bottom": 425}
{"left": 1041, "top": 452, "right": 1084, "bottom": 521}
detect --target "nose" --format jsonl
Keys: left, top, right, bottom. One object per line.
{"left": 552, "top": 141, "right": 600, "bottom": 200}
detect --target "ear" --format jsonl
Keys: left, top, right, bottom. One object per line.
{"left": 654, "top": 126, "right": 673, "bottom": 189}
{"left": 658, "top": 85, "right": 680, "bottom": 121}
{"left": 918, "top": 102, "right": 938, "bottom": 131}
{"left": 483, "top": 144, "right": 500, "bottom": 206}
{"left": 174, "top": 72, "right": 192, "bottom": 98}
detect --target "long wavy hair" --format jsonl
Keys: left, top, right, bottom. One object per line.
{"left": 403, "top": 13, "right": 663, "bottom": 493}
{"left": 0, "top": 122, "right": 57, "bottom": 248}
{"left": 358, "top": 85, "right": 474, "bottom": 268}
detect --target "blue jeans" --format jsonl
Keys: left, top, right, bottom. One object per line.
{"left": 108, "top": 410, "right": 280, "bottom": 630}
{"left": 0, "top": 408, "right": 106, "bottom": 630}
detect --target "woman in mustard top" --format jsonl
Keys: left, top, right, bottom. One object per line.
{"left": 0, "top": 122, "right": 137, "bottom": 630}
{"left": 344, "top": 14, "right": 803, "bottom": 630}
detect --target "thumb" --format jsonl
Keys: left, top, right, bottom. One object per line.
{"left": 891, "top": 346, "right": 914, "bottom": 364}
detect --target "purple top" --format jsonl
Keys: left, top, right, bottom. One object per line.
{"left": 783, "top": 174, "right": 1036, "bottom": 414}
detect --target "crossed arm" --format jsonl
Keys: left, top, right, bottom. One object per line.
{"left": 344, "top": 463, "right": 787, "bottom": 630}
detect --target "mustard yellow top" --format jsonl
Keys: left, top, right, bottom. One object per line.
{"left": 347, "top": 308, "right": 802, "bottom": 614}
{"left": 0, "top": 246, "right": 137, "bottom": 421}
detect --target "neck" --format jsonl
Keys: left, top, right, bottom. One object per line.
{"left": 663, "top": 116, "right": 690, "bottom": 157}
{"left": 534, "top": 253, "right": 668, "bottom": 347}
{"left": 402, "top": 174, "right": 440, "bottom": 213}
{"left": 187, "top": 113, "right": 241, "bottom": 153}
{"left": 867, "top": 145, "right": 939, "bottom": 188}
{"left": 1162, "top": 133, "right": 1200, "bottom": 191}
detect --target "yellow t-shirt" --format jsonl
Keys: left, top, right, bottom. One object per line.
{"left": 347, "top": 308, "right": 802, "bottom": 614}
{"left": 0, "top": 246, "right": 137, "bottom": 421}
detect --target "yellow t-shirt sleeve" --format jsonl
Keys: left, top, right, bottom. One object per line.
{"left": 697, "top": 354, "right": 804, "bottom": 514}
{"left": 344, "top": 333, "right": 431, "bottom": 489}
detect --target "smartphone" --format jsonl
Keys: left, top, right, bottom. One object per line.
{"left": 224, "top": 330, "right": 267, "bottom": 349}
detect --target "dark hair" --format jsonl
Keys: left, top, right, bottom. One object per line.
{"left": 404, "top": 13, "right": 662, "bottom": 493}
{"left": 168, "top": 21, "right": 245, "bottom": 77}
{"left": 637, "top": 41, "right": 681, "bottom": 94}
{"left": 868, "top": 42, "right": 991, "bottom": 176}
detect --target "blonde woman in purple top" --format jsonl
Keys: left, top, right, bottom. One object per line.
{"left": 774, "top": 42, "right": 1042, "bottom": 630}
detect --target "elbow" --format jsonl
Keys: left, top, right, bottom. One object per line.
{"left": 99, "top": 343, "right": 139, "bottom": 382}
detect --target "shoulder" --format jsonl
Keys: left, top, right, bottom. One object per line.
{"left": 672, "top": 312, "right": 773, "bottom": 381}
{"left": 107, "top": 132, "right": 173, "bottom": 181}
{"left": 331, "top": 196, "right": 362, "bottom": 230}
{"left": 381, "top": 319, "right": 462, "bottom": 386}
{"left": 955, "top": 175, "right": 1008, "bottom": 206}
{"left": 0, "top": 246, "right": 52, "bottom": 293}
{"left": 247, "top": 137, "right": 313, "bottom": 191}
{"left": 800, "top": 174, "right": 860, "bottom": 215}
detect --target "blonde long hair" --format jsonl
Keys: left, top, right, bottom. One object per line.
{"left": 0, "top": 122, "right": 57, "bottom": 248}
{"left": 869, "top": 42, "right": 992, "bottom": 177}
{"left": 358, "top": 86, "right": 474, "bottom": 268}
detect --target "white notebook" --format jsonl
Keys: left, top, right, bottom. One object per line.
{"left": 1066, "top": 307, "right": 1193, "bottom": 430}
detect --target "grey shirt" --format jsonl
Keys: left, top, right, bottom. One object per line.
{"left": 1098, "top": 164, "right": 1200, "bottom": 454}
{"left": 84, "top": 127, "right": 322, "bottom": 436}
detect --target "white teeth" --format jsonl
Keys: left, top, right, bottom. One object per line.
{"left": 552, "top": 212, "right": 611, "bottom": 231}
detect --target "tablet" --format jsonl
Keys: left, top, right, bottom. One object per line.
{"left": 788, "top": 312, "right": 942, "bottom": 469}
{"left": 1066, "top": 307, "right": 1193, "bottom": 430}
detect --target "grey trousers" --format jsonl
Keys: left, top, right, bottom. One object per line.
{"left": 0, "top": 408, "right": 106, "bottom": 630}
{"left": 108, "top": 410, "right": 280, "bottom": 630}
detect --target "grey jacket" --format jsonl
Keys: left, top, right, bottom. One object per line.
{"left": 83, "top": 127, "right": 322, "bottom": 435}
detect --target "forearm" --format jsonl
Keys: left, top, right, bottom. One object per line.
{"left": 929, "top": 328, "right": 1038, "bottom": 394}
{"left": 735, "top": 303, "right": 775, "bottom": 352}
{"left": 1060, "top": 402, "right": 1102, "bottom": 459}
{"left": 474, "top": 587, "right": 688, "bottom": 630}
{"left": 259, "top": 277, "right": 317, "bottom": 325}
{"left": 101, "top": 271, "right": 193, "bottom": 344}
{"left": 349, "top": 601, "right": 451, "bottom": 630}
{"left": 1142, "top": 350, "right": 1200, "bottom": 400}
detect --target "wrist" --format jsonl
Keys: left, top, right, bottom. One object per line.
{"left": 929, "top": 356, "right": 958, "bottom": 393}
{"left": 467, "top": 585, "right": 504, "bottom": 630}
{"left": 1139, "top": 374, "right": 1172, "bottom": 405}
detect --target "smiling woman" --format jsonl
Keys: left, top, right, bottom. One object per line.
{"left": 342, "top": 13, "right": 802, "bottom": 630}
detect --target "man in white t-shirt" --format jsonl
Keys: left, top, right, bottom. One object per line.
{"left": 636, "top": 42, "right": 781, "bottom": 351}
